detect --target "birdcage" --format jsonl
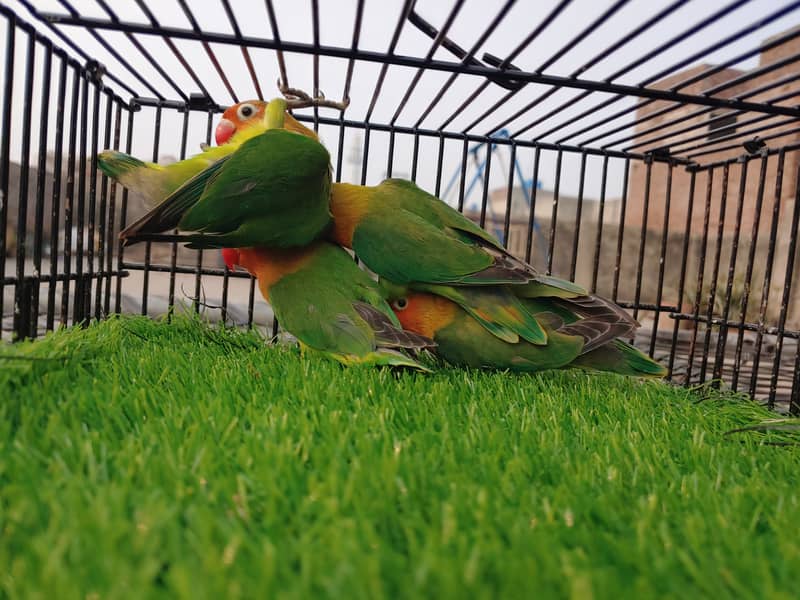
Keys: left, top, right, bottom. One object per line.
{"left": 2, "top": 1, "right": 799, "bottom": 411}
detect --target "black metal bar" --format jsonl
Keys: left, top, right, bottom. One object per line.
{"left": 311, "top": 0, "right": 320, "bottom": 130}
{"left": 457, "top": 136, "right": 468, "bottom": 213}
{"left": 632, "top": 159, "right": 653, "bottom": 325}
{"left": 84, "top": 83, "right": 101, "bottom": 322}
{"left": 410, "top": 133, "right": 420, "bottom": 182}
{"left": 103, "top": 96, "right": 121, "bottom": 318}
{"left": 219, "top": 0, "right": 263, "bottom": 100}
{"left": 0, "top": 13, "right": 14, "bottom": 340}
{"left": 524, "top": 147, "right": 541, "bottom": 265}
{"left": 3, "top": 269, "right": 129, "bottom": 286}
{"left": 569, "top": 153, "right": 587, "bottom": 281}
{"left": 667, "top": 169, "right": 696, "bottom": 379}
{"left": 712, "top": 160, "right": 748, "bottom": 382}
{"left": 37, "top": 12, "right": 800, "bottom": 120}
{"left": 649, "top": 162, "right": 673, "bottom": 357}
{"left": 168, "top": 110, "right": 191, "bottom": 317}
{"left": 30, "top": 41, "right": 53, "bottom": 337}
{"left": 61, "top": 64, "right": 81, "bottom": 327}
{"left": 700, "top": 163, "right": 730, "bottom": 384}
{"left": 434, "top": 134, "right": 445, "bottom": 197}
{"left": 685, "top": 169, "right": 715, "bottom": 385}
{"left": 667, "top": 311, "right": 799, "bottom": 339}
{"left": 94, "top": 92, "right": 112, "bottom": 321}
{"left": 141, "top": 106, "right": 161, "bottom": 317}
{"left": 688, "top": 126, "right": 800, "bottom": 161}
{"left": 546, "top": 150, "right": 562, "bottom": 275}
{"left": 502, "top": 143, "right": 516, "bottom": 247}
{"left": 750, "top": 151, "right": 785, "bottom": 400}
{"left": 12, "top": 31, "right": 35, "bottom": 340}
{"left": 732, "top": 156, "right": 768, "bottom": 390}
{"left": 611, "top": 159, "right": 630, "bottom": 302}
{"left": 768, "top": 164, "right": 800, "bottom": 406}
{"left": 361, "top": 126, "right": 371, "bottom": 185}
{"left": 47, "top": 55, "right": 68, "bottom": 332}
{"left": 247, "top": 276, "right": 256, "bottom": 329}
{"left": 590, "top": 155, "right": 609, "bottom": 293}
{"left": 791, "top": 339, "right": 800, "bottom": 415}
{"left": 71, "top": 70, "right": 88, "bottom": 325}
{"left": 264, "top": 0, "right": 289, "bottom": 88}
{"left": 673, "top": 117, "right": 797, "bottom": 157}
{"left": 193, "top": 113, "right": 214, "bottom": 314}
{"left": 385, "top": 130, "right": 395, "bottom": 179}
{"left": 478, "top": 142, "right": 492, "bottom": 229}
{"left": 114, "top": 108, "right": 133, "bottom": 315}
{"left": 342, "top": 0, "right": 365, "bottom": 108}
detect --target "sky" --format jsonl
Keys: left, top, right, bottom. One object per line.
{"left": 2, "top": 0, "right": 799, "bottom": 209}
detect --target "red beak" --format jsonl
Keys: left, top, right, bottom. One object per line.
{"left": 215, "top": 118, "right": 236, "bottom": 146}
{"left": 221, "top": 248, "right": 240, "bottom": 271}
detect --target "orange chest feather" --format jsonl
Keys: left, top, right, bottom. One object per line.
{"left": 395, "top": 295, "right": 457, "bottom": 339}
{"left": 237, "top": 246, "right": 315, "bottom": 300}
{"left": 329, "top": 183, "right": 371, "bottom": 248}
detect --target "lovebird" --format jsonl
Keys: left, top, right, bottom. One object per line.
{"left": 99, "top": 90, "right": 348, "bottom": 248}
{"left": 221, "top": 242, "right": 434, "bottom": 369}
{"left": 387, "top": 290, "right": 666, "bottom": 377}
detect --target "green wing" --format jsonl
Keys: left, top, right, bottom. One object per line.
{"left": 411, "top": 282, "right": 548, "bottom": 345}
{"left": 432, "top": 307, "right": 583, "bottom": 371}
{"left": 570, "top": 340, "right": 667, "bottom": 377}
{"left": 269, "top": 244, "right": 432, "bottom": 367}
{"left": 352, "top": 208, "right": 495, "bottom": 284}
{"left": 121, "top": 129, "right": 332, "bottom": 248}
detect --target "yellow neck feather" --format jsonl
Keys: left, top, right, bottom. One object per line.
{"left": 329, "top": 183, "right": 372, "bottom": 248}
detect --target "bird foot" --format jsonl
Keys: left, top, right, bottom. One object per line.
{"left": 277, "top": 79, "right": 350, "bottom": 111}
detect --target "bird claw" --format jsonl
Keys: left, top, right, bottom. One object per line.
{"left": 276, "top": 80, "right": 349, "bottom": 111}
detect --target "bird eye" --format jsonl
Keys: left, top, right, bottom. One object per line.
{"left": 392, "top": 298, "right": 408, "bottom": 311}
{"left": 237, "top": 103, "right": 256, "bottom": 120}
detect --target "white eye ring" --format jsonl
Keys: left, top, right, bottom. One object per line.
{"left": 393, "top": 298, "right": 408, "bottom": 311}
{"left": 237, "top": 103, "right": 256, "bottom": 120}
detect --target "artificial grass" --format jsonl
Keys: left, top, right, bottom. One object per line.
{"left": 1, "top": 315, "right": 799, "bottom": 599}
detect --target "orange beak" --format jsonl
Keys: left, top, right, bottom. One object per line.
{"left": 215, "top": 118, "right": 236, "bottom": 145}
{"left": 221, "top": 248, "right": 240, "bottom": 271}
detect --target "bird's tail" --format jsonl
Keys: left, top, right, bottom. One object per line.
{"left": 569, "top": 339, "right": 667, "bottom": 378}
{"left": 98, "top": 150, "right": 172, "bottom": 207}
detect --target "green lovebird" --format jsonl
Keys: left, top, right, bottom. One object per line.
{"left": 221, "top": 243, "right": 434, "bottom": 370}
{"left": 387, "top": 289, "right": 666, "bottom": 377}
{"left": 112, "top": 98, "right": 332, "bottom": 249}
{"left": 97, "top": 101, "right": 320, "bottom": 208}
{"left": 328, "top": 178, "right": 639, "bottom": 347}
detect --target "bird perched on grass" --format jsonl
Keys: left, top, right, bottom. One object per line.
{"left": 386, "top": 290, "right": 665, "bottom": 377}
{"left": 221, "top": 243, "right": 434, "bottom": 370}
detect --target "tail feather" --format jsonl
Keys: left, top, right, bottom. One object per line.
{"left": 570, "top": 339, "right": 667, "bottom": 378}
{"left": 324, "top": 348, "right": 433, "bottom": 372}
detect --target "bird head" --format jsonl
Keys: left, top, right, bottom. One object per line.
{"left": 215, "top": 99, "right": 319, "bottom": 146}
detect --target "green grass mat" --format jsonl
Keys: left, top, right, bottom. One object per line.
{"left": 2, "top": 316, "right": 798, "bottom": 599}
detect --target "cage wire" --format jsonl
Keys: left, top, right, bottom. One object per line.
{"left": 1, "top": 0, "right": 799, "bottom": 411}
